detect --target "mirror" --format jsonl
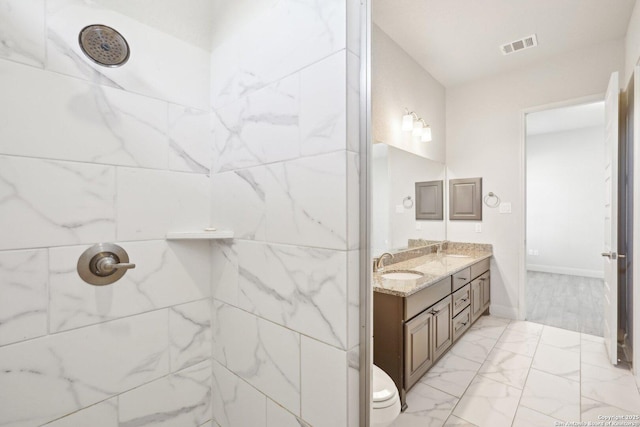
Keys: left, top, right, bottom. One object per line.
{"left": 372, "top": 143, "right": 446, "bottom": 254}
{"left": 371, "top": 21, "right": 448, "bottom": 256}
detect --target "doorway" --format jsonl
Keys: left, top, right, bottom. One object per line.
{"left": 524, "top": 101, "right": 606, "bottom": 336}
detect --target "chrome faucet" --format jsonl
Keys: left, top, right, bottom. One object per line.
{"left": 374, "top": 252, "right": 393, "bottom": 272}
{"left": 436, "top": 240, "right": 449, "bottom": 256}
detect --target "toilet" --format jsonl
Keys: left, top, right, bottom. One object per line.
{"left": 372, "top": 364, "right": 401, "bottom": 426}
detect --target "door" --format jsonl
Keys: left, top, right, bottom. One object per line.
{"left": 432, "top": 297, "right": 453, "bottom": 360}
{"left": 603, "top": 71, "right": 620, "bottom": 365}
{"left": 404, "top": 309, "right": 433, "bottom": 389}
{"left": 481, "top": 272, "right": 490, "bottom": 310}
{"left": 619, "top": 68, "right": 635, "bottom": 366}
{"left": 470, "top": 278, "right": 483, "bottom": 323}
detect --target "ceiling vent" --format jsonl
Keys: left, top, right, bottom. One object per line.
{"left": 500, "top": 34, "right": 538, "bottom": 55}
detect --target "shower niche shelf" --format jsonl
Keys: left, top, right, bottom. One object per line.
{"left": 166, "top": 230, "right": 234, "bottom": 240}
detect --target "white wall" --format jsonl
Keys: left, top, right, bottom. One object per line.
{"left": 208, "top": 1, "right": 362, "bottom": 426}
{"left": 446, "top": 38, "right": 625, "bottom": 318}
{"left": 0, "top": 1, "right": 214, "bottom": 425}
{"left": 372, "top": 24, "right": 446, "bottom": 163}
{"left": 626, "top": 0, "right": 640, "bottom": 84}
{"left": 526, "top": 125, "right": 605, "bottom": 278}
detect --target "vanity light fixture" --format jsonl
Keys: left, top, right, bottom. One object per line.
{"left": 402, "top": 108, "right": 432, "bottom": 141}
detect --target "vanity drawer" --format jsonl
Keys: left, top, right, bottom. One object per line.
{"left": 452, "top": 284, "right": 471, "bottom": 317}
{"left": 470, "top": 258, "right": 490, "bottom": 280}
{"left": 452, "top": 306, "right": 471, "bottom": 341}
{"left": 452, "top": 267, "right": 471, "bottom": 291}
{"left": 405, "top": 276, "right": 451, "bottom": 321}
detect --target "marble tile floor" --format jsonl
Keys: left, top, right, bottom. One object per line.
{"left": 526, "top": 271, "right": 604, "bottom": 336}
{"left": 392, "top": 316, "right": 640, "bottom": 427}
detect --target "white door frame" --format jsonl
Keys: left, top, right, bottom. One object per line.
{"left": 603, "top": 72, "right": 620, "bottom": 364}
{"left": 517, "top": 93, "right": 606, "bottom": 321}
{"left": 632, "top": 65, "right": 640, "bottom": 385}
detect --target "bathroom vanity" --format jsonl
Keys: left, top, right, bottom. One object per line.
{"left": 373, "top": 243, "right": 492, "bottom": 409}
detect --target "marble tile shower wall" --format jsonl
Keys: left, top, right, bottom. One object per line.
{"left": 0, "top": 1, "right": 214, "bottom": 426}
{"left": 208, "top": 1, "right": 362, "bottom": 427}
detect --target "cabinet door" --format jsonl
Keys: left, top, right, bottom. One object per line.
{"left": 449, "top": 177, "right": 482, "bottom": 220}
{"left": 404, "top": 310, "right": 433, "bottom": 390}
{"left": 432, "top": 297, "right": 453, "bottom": 360}
{"left": 480, "top": 272, "right": 490, "bottom": 311}
{"left": 470, "top": 278, "right": 483, "bottom": 323}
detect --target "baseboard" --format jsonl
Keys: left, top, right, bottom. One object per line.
{"left": 526, "top": 264, "right": 604, "bottom": 279}
{"left": 489, "top": 304, "right": 519, "bottom": 320}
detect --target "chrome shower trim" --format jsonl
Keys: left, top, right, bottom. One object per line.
{"left": 78, "top": 24, "right": 130, "bottom": 68}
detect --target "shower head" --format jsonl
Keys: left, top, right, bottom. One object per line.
{"left": 78, "top": 24, "right": 130, "bottom": 67}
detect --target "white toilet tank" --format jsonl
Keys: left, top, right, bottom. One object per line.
{"left": 372, "top": 364, "right": 401, "bottom": 427}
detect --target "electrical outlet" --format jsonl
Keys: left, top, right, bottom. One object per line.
{"left": 475, "top": 223, "right": 482, "bottom": 233}
{"left": 499, "top": 202, "right": 512, "bottom": 214}
{"left": 528, "top": 249, "right": 534, "bottom": 255}
{"left": 533, "top": 249, "right": 539, "bottom": 256}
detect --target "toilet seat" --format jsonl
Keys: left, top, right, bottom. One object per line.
{"left": 372, "top": 365, "right": 399, "bottom": 409}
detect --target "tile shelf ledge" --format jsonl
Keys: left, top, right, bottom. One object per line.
{"left": 166, "top": 230, "right": 234, "bottom": 240}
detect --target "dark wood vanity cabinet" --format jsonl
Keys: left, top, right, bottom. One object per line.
{"left": 374, "top": 257, "right": 491, "bottom": 409}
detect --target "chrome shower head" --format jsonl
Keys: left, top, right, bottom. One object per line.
{"left": 78, "top": 24, "right": 130, "bottom": 67}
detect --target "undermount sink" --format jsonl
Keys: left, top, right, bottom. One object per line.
{"left": 443, "top": 254, "right": 470, "bottom": 258}
{"left": 381, "top": 270, "right": 424, "bottom": 280}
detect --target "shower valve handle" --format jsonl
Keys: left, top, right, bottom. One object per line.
{"left": 94, "top": 256, "right": 136, "bottom": 275}
{"left": 78, "top": 243, "right": 136, "bottom": 286}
